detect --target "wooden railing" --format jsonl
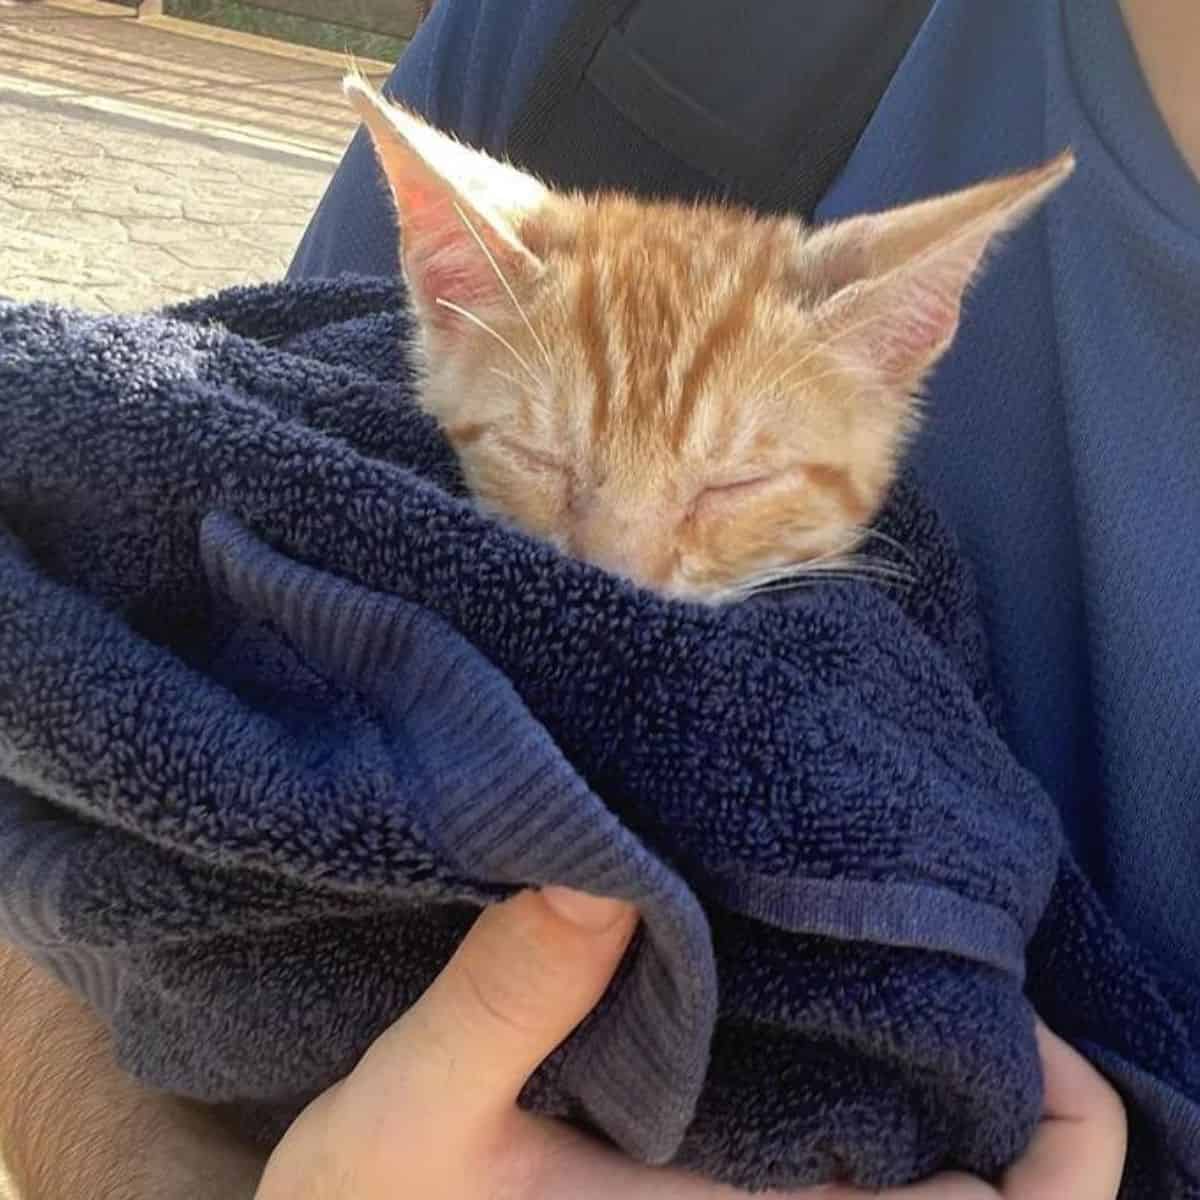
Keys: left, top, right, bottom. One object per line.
{"left": 136, "top": 0, "right": 430, "bottom": 42}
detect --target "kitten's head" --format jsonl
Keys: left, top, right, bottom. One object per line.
{"left": 347, "top": 74, "right": 1072, "bottom": 602}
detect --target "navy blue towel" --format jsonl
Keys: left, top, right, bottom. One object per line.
{"left": 0, "top": 277, "right": 1196, "bottom": 1195}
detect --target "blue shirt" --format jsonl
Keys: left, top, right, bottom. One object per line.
{"left": 290, "top": 0, "right": 1200, "bottom": 987}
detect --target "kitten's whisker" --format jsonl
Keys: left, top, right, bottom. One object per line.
{"left": 748, "top": 321, "right": 862, "bottom": 401}
{"left": 782, "top": 566, "right": 911, "bottom": 587}
{"left": 762, "top": 357, "right": 887, "bottom": 402}
{"left": 848, "top": 524, "right": 918, "bottom": 565}
{"left": 746, "top": 328, "right": 851, "bottom": 399}
{"left": 751, "top": 355, "right": 885, "bottom": 408}
{"left": 809, "top": 549, "right": 914, "bottom": 576}
{"left": 731, "top": 550, "right": 915, "bottom": 601}
{"left": 743, "top": 566, "right": 913, "bottom": 598}
{"left": 748, "top": 574, "right": 858, "bottom": 592}
{"left": 786, "top": 524, "right": 913, "bottom": 568}
{"left": 774, "top": 527, "right": 882, "bottom": 569}
{"left": 747, "top": 300, "right": 886, "bottom": 393}
{"left": 757, "top": 307, "right": 934, "bottom": 399}
{"left": 434, "top": 298, "right": 540, "bottom": 383}
{"left": 722, "top": 529, "right": 915, "bottom": 605}
{"left": 487, "top": 366, "right": 542, "bottom": 403}
{"left": 745, "top": 327, "right": 810, "bottom": 397}
{"left": 751, "top": 577, "right": 910, "bottom": 599}
{"left": 761, "top": 362, "right": 884, "bottom": 400}
{"left": 452, "top": 200, "right": 553, "bottom": 379}
{"left": 795, "top": 537, "right": 872, "bottom": 568}
{"left": 801, "top": 560, "right": 913, "bottom": 584}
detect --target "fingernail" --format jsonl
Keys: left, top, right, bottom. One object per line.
{"left": 540, "top": 886, "right": 631, "bottom": 932}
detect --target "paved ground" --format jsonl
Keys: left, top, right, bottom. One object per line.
{"left": 0, "top": 96, "right": 334, "bottom": 308}
{"left": 0, "top": 0, "right": 393, "bottom": 310}
{"left": 0, "top": 5, "right": 400, "bottom": 1194}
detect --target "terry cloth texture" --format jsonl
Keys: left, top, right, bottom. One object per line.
{"left": 0, "top": 277, "right": 1197, "bottom": 1194}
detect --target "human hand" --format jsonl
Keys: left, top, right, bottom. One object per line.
{"left": 819, "top": 1022, "right": 1127, "bottom": 1200}
{"left": 255, "top": 888, "right": 1126, "bottom": 1200}
{"left": 256, "top": 887, "right": 797, "bottom": 1199}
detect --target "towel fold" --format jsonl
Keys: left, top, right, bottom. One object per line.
{"left": 0, "top": 276, "right": 1196, "bottom": 1194}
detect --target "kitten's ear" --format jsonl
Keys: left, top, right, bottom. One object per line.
{"left": 344, "top": 72, "right": 548, "bottom": 333}
{"left": 808, "top": 153, "right": 1074, "bottom": 390}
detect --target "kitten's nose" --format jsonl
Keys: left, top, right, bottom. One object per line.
{"left": 570, "top": 506, "right": 670, "bottom": 588}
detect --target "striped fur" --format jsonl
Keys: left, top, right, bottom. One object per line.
{"left": 347, "top": 74, "right": 1072, "bottom": 602}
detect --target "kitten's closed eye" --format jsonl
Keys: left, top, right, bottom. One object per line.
{"left": 494, "top": 437, "right": 567, "bottom": 479}
{"left": 347, "top": 73, "right": 1073, "bottom": 602}
{"left": 448, "top": 423, "right": 568, "bottom": 478}
{"left": 692, "top": 472, "right": 792, "bottom": 516}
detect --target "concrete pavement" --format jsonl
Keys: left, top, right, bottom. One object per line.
{"left": 0, "top": 0, "right": 393, "bottom": 310}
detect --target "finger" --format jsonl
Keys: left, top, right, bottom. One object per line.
{"left": 358, "top": 888, "right": 637, "bottom": 1114}
{"left": 526, "top": 1112, "right": 882, "bottom": 1200}
{"left": 812, "top": 1025, "right": 1126, "bottom": 1200}
{"left": 801, "top": 1171, "right": 994, "bottom": 1199}
{"left": 1000, "top": 1022, "right": 1126, "bottom": 1200}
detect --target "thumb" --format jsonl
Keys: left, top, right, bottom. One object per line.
{"left": 360, "top": 888, "right": 638, "bottom": 1114}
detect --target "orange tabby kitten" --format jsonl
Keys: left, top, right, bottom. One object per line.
{"left": 346, "top": 74, "right": 1072, "bottom": 603}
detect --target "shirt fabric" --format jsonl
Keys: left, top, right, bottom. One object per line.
{"left": 289, "top": 0, "right": 1200, "bottom": 987}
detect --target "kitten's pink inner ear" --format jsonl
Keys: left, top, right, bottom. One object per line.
{"left": 344, "top": 73, "right": 544, "bottom": 331}
{"left": 814, "top": 152, "right": 1074, "bottom": 389}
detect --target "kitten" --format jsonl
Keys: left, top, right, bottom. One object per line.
{"left": 345, "top": 74, "right": 1071, "bottom": 603}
